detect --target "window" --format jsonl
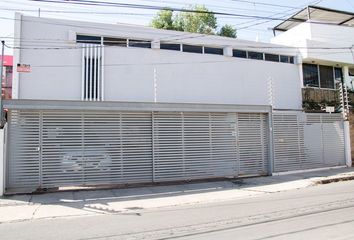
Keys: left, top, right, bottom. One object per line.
{"left": 77, "top": 35, "right": 101, "bottom": 44}
{"left": 103, "top": 37, "right": 127, "bottom": 47}
{"left": 82, "top": 45, "right": 103, "bottom": 101}
{"left": 303, "top": 64, "right": 337, "bottom": 89}
{"left": 160, "top": 43, "right": 181, "bottom": 51}
{"left": 128, "top": 39, "right": 151, "bottom": 48}
{"left": 319, "top": 65, "right": 334, "bottom": 89}
{"left": 280, "top": 55, "right": 292, "bottom": 63}
{"left": 334, "top": 68, "right": 343, "bottom": 82}
{"left": 303, "top": 64, "right": 319, "bottom": 87}
{"left": 182, "top": 44, "right": 203, "bottom": 54}
{"left": 248, "top": 51, "right": 263, "bottom": 60}
{"left": 233, "top": 49, "right": 247, "bottom": 58}
{"left": 265, "top": 53, "right": 279, "bottom": 62}
{"left": 204, "top": 47, "right": 223, "bottom": 55}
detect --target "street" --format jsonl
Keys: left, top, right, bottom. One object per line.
{"left": 0, "top": 180, "right": 353, "bottom": 240}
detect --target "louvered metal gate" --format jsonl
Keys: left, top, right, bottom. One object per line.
{"left": 5, "top": 108, "right": 269, "bottom": 193}
{"left": 273, "top": 112, "right": 345, "bottom": 172}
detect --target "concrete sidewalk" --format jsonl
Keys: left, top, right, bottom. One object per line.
{"left": 0, "top": 167, "right": 353, "bottom": 224}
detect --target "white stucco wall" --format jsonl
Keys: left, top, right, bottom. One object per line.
{"left": 15, "top": 15, "right": 302, "bottom": 110}
{"left": 272, "top": 22, "right": 354, "bottom": 66}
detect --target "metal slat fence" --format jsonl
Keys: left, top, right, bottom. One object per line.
{"left": 6, "top": 109, "right": 269, "bottom": 193}
{"left": 273, "top": 112, "right": 345, "bottom": 172}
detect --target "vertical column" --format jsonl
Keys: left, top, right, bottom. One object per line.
{"left": 12, "top": 13, "right": 22, "bottom": 99}
{"left": 344, "top": 121, "right": 352, "bottom": 167}
{"left": 268, "top": 109, "right": 274, "bottom": 175}
{"left": 81, "top": 45, "right": 85, "bottom": 100}
{"left": 93, "top": 46, "right": 97, "bottom": 101}
{"left": 342, "top": 66, "right": 352, "bottom": 91}
{"left": 89, "top": 45, "right": 93, "bottom": 101}
{"left": 101, "top": 45, "right": 105, "bottom": 101}
{"left": 151, "top": 112, "right": 155, "bottom": 182}
{"left": 151, "top": 39, "right": 160, "bottom": 49}
{"left": 0, "top": 125, "right": 5, "bottom": 196}
{"left": 223, "top": 46, "right": 233, "bottom": 57}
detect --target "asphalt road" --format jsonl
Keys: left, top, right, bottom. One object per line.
{"left": 1, "top": 180, "right": 354, "bottom": 240}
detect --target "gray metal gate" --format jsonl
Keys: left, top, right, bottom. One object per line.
{"left": 273, "top": 112, "right": 345, "bottom": 172}
{"left": 6, "top": 108, "right": 269, "bottom": 193}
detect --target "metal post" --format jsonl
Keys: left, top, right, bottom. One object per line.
{"left": 0, "top": 41, "right": 5, "bottom": 128}
{"left": 307, "top": 6, "right": 311, "bottom": 20}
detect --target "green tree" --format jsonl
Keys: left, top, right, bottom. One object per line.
{"left": 151, "top": 9, "right": 175, "bottom": 30}
{"left": 150, "top": 5, "right": 220, "bottom": 35}
{"left": 174, "top": 5, "right": 217, "bottom": 34}
{"left": 218, "top": 24, "right": 237, "bottom": 38}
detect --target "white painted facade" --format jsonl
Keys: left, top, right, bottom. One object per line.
{"left": 272, "top": 22, "right": 354, "bottom": 89}
{"left": 13, "top": 14, "right": 302, "bottom": 110}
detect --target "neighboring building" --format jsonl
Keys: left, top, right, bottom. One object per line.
{"left": 271, "top": 5, "right": 354, "bottom": 110}
{"left": 1, "top": 8, "right": 351, "bottom": 195}
{"left": 0, "top": 55, "right": 13, "bottom": 99}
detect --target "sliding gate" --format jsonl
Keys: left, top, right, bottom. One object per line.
{"left": 6, "top": 108, "right": 269, "bottom": 193}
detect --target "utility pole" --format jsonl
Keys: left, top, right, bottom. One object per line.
{"left": 0, "top": 41, "right": 4, "bottom": 128}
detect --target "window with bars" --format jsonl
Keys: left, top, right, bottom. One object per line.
{"left": 82, "top": 44, "right": 103, "bottom": 101}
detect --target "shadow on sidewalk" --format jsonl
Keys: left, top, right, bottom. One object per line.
{"left": 1, "top": 167, "right": 353, "bottom": 215}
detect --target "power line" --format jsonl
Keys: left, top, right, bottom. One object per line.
{"left": 235, "top": 0, "right": 324, "bottom": 30}
{"left": 228, "top": 0, "right": 301, "bottom": 10}
{"left": 28, "top": 0, "right": 306, "bottom": 21}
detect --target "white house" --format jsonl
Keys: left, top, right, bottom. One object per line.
{"left": 12, "top": 14, "right": 302, "bottom": 110}
{"left": 272, "top": 5, "right": 354, "bottom": 91}
{"left": 0, "top": 7, "right": 351, "bottom": 195}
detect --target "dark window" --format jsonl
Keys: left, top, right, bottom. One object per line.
{"left": 233, "top": 49, "right": 247, "bottom": 58}
{"left": 303, "top": 64, "right": 319, "bottom": 87}
{"left": 334, "top": 67, "right": 343, "bottom": 82}
{"left": 160, "top": 43, "right": 181, "bottom": 51}
{"left": 319, "top": 65, "right": 334, "bottom": 89}
{"left": 280, "top": 55, "right": 290, "bottom": 63}
{"left": 103, "top": 37, "right": 127, "bottom": 47}
{"left": 264, "top": 53, "right": 279, "bottom": 62}
{"left": 128, "top": 39, "right": 151, "bottom": 48}
{"left": 248, "top": 51, "right": 263, "bottom": 60}
{"left": 349, "top": 68, "right": 354, "bottom": 76}
{"left": 77, "top": 35, "right": 101, "bottom": 44}
{"left": 289, "top": 56, "right": 294, "bottom": 64}
{"left": 182, "top": 44, "right": 203, "bottom": 54}
{"left": 204, "top": 47, "right": 223, "bottom": 55}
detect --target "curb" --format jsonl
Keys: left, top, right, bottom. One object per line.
{"left": 314, "top": 175, "right": 354, "bottom": 184}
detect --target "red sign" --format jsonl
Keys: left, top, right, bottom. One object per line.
{"left": 0, "top": 55, "right": 13, "bottom": 67}
{"left": 17, "top": 63, "right": 31, "bottom": 73}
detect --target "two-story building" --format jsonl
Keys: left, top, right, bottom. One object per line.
{"left": 0, "top": 6, "right": 351, "bottom": 195}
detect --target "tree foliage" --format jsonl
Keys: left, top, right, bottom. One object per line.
{"left": 218, "top": 24, "right": 237, "bottom": 38}
{"left": 150, "top": 9, "right": 174, "bottom": 30}
{"left": 150, "top": 5, "right": 236, "bottom": 38}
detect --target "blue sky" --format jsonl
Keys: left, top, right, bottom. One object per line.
{"left": 1, "top": 0, "right": 354, "bottom": 54}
